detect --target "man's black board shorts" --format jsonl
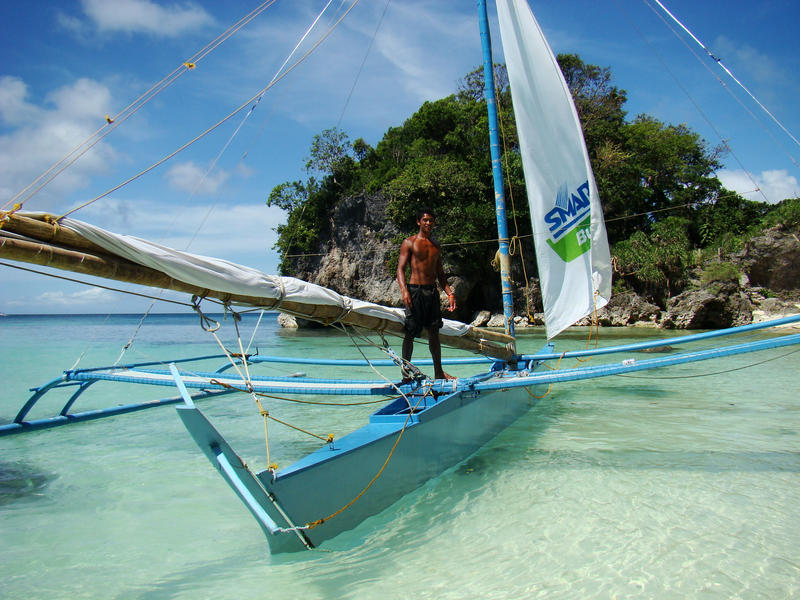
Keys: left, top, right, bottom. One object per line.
{"left": 404, "top": 284, "right": 443, "bottom": 338}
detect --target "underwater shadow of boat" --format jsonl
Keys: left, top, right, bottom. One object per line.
{"left": 0, "top": 461, "right": 52, "bottom": 505}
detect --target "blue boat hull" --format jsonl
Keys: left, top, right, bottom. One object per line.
{"left": 262, "top": 383, "right": 539, "bottom": 552}
{"left": 177, "top": 374, "right": 543, "bottom": 553}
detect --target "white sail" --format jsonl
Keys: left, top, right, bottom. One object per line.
{"left": 496, "top": 0, "right": 612, "bottom": 339}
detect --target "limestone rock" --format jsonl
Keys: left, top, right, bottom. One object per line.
{"left": 595, "top": 293, "right": 661, "bottom": 326}
{"left": 487, "top": 313, "right": 507, "bottom": 328}
{"left": 737, "top": 227, "right": 800, "bottom": 293}
{"left": 277, "top": 313, "right": 298, "bottom": 328}
{"left": 661, "top": 282, "right": 753, "bottom": 329}
{"left": 470, "top": 310, "right": 491, "bottom": 327}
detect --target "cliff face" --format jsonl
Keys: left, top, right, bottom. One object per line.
{"left": 738, "top": 227, "right": 800, "bottom": 292}
{"left": 295, "top": 193, "right": 402, "bottom": 306}
{"left": 282, "top": 194, "right": 800, "bottom": 329}
{"left": 286, "top": 192, "right": 505, "bottom": 323}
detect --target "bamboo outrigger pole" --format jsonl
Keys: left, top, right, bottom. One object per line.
{"left": 0, "top": 212, "right": 515, "bottom": 361}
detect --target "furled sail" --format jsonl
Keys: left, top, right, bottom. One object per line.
{"left": 0, "top": 211, "right": 515, "bottom": 359}
{"left": 496, "top": 0, "right": 612, "bottom": 339}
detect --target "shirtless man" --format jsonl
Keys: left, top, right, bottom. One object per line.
{"left": 396, "top": 207, "right": 456, "bottom": 381}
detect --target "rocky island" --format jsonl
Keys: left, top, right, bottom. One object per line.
{"left": 277, "top": 193, "right": 800, "bottom": 331}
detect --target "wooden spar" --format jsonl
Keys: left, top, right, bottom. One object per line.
{"left": 1, "top": 213, "right": 110, "bottom": 256}
{"left": 0, "top": 213, "right": 515, "bottom": 360}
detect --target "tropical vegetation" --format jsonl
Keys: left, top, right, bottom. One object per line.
{"left": 267, "top": 55, "right": 798, "bottom": 304}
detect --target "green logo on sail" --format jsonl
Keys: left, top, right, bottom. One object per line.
{"left": 543, "top": 181, "right": 592, "bottom": 263}
{"left": 545, "top": 215, "right": 591, "bottom": 262}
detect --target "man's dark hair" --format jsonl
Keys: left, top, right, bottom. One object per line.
{"left": 417, "top": 207, "right": 435, "bottom": 220}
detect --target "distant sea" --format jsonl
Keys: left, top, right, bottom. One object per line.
{"left": 1, "top": 313, "right": 799, "bottom": 599}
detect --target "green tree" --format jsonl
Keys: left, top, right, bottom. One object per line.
{"left": 266, "top": 128, "right": 361, "bottom": 272}
{"left": 599, "top": 116, "right": 724, "bottom": 241}
{"left": 612, "top": 216, "right": 691, "bottom": 301}
{"left": 556, "top": 53, "right": 627, "bottom": 155}
{"left": 305, "top": 127, "right": 352, "bottom": 178}
{"left": 693, "top": 191, "right": 767, "bottom": 247}
{"left": 762, "top": 197, "right": 800, "bottom": 228}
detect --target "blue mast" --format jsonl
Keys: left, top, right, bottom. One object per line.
{"left": 477, "top": 0, "right": 516, "bottom": 347}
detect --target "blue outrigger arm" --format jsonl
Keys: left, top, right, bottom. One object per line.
{"left": 0, "top": 354, "right": 240, "bottom": 436}
{"left": 3, "top": 315, "right": 799, "bottom": 439}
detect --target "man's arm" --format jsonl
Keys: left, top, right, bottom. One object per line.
{"left": 397, "top": 238, "right": 413, "bottom": 308}
{"left": 436, "top": 254, "right": 456, "bottom": 312}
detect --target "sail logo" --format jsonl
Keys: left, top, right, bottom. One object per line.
{"left": 543, "top": 181, "right": 592, "bottom": 262}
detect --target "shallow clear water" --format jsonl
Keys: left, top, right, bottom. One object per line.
{"left": 1, "top": 314, "right": 798, "bottom": 599}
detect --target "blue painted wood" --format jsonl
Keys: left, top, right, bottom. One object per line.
{"left": 176, "top": 405, "right": 313, "bottom": 550}
{"left": 479, "top": 332, "right": 800, "bottom": 390}
{"left": 0, "top": 389, "right": 235, "bottom": 436}
{"left": 247, "top": 355, "right": 495, "bottom": 367}
{"left": 258, "top": 379, "right": 541, "bottom": 552}
{"left": 478, "top": 0, "right": 515, "bottom": 340}
{"left": 519, "top": 313, "right": 800, "bottom": 361}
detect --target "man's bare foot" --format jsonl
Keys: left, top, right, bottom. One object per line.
{"left": 435, "top": 372, "right": 456, "bottom": 381}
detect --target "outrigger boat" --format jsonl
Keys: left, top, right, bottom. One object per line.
{"left": 2, "top": 0, "right": 799, "bottom": 553}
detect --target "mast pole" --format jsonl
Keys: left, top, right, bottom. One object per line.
{"left": 477, "top": 0, "right": 516, "bottom": 348}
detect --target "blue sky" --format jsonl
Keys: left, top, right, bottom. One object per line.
{"left": 1, "top": 0, "right": 798, "bottom": 314}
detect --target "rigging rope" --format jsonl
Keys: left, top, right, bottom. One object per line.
{"left": 58, "top": 0, "right": 363, "bottom": 221}
{"left": 615, "top": 342, "right": 800, "bottom": 379}
{"left": 2, "top": 0, "right": 280, "bottom": 213}
{"left": 612, "top": 0, "right": 769, "bottom": 203}
{"left": 305, "top": 386, "right": 430, "bottom": 530}
{"left": 335, "top": 0, "right": 392, "bottom": 128}
{"left": 649, "top": 0, "right": 800, "bottom": 165}
{"left": 337, "top": 324, "right": 423, "bottom": 407}
{"left": 0, "top": 260, "right": 194, "bottom": 307}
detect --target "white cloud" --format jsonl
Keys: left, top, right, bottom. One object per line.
{"left": 0, "top": 76, "right": 116, "bottom": 208}
{"left": 364, "top": 4, "right": 475, "bottom": 102}
{"left": 165, "top": 161, "right": 230, "bottom": 195}
{"left": 36, "top": 286, "right": 117, "bottom": 306}
{"left": 717, "top": 168, "right": 800, "bottom": 204}
{"left": 227, "top": 1, "right": 479, "bottom": 133}
{"left": 80, "top": 0, "right": 214, "bottom": 37}
{"left": 73, "top": 196, "right": 285, "bottom": 270}
{"left": 0, "top": 76, "right": 40, "bottom": 124}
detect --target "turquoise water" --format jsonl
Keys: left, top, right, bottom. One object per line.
{"left": 1, "top": 314, "right": 798, "bottom": 599}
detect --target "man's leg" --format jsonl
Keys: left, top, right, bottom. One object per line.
{"left": 401, "top": 333, "right": 414, "bottom": 381}
{"left": 402, "top": 333, "right": 414, "bottom": 363}
{"left": 428, "top": 327, "right": 446, "bottom": 380}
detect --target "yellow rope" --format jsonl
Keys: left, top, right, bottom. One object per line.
{"left": 261, "top": 400, "right": 272, "bottom": 469}
{"left": 306, "top": 388, "right": 430, "bottom": 530}
{"left": 209, "top": 379, "right": 337, "bottom": 446}
{"left": 0, "top": 204, "right": 22, "bottom": 230}
{"left": 574, "top": 291, "right": 603, "bottom": 364}
{"left": 527, "top": 352, "right": 564, "bottom": 399}
{"left": 493, "top": 66, "right": 537, "bottom": 322}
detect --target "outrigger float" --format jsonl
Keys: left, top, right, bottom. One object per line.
{"left": 4, "top": 316, "right": 799, "bottom": 439}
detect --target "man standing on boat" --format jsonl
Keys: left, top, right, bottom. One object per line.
{"left": 397, "top": 207, "right": 457, "bottom": 381}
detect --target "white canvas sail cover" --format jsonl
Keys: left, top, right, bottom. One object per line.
{"left": 496, "top": 0, "right": 611, "bottom": 339}
{"left": 39, "top": 214, "right": 471, "bottom": 338}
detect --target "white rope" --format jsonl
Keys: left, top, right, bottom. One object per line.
{"left": 650, "top": 0, "right": 800, "bottom": 166}
{"left": 337, "top": 324, "right": 429, "bottom": 409}
{"left": 245, "top": 310, "right": 266, "bottom": 355}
